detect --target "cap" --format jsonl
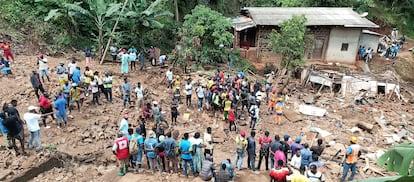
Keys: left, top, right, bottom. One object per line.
{"left": 278, "top": 98, "right": 283, "bottom": 102}
{"left": 152, "top": 101, "right": 158, "bottom": 105}
{"left": 295, "top": 137, "right": 302, "bottom": 143}
{"left": 123, "top": 114, "right": 129, "bottom": 119}
{"left": 28, "top": 105, "right": 38, "bottom": 111}
{"left": 283, "top": 134, "right": 290, "bottom": 141}
{"left": 310, "top": 164, "right": 317, "bottom": 169}
{"left": 240, "top": 131, "right": 246, "bottom": 137}
{"left": 350, "top": 136, "right": 358, "bottom": 143}
{"left": 135, "top": 127, "right": 141, "bottom": 134}
{"left": 159, "top": 135, "right": 165, "bottom": 142}
{"left": 60, "top": 60, "right": 65, "bottom": 64}
{"left": 71, "top": 83, "right": 77, "bottom": 87}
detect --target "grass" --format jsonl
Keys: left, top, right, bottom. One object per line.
{"left": 394, "top": 57, "right": 414, "bottom": 83}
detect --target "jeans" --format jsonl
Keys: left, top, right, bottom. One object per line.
{"left": 257, "top": 151, "right": 269, "bottom": 170}
{"left": 247, "top": 153, "right": 256, "bottom": 171}
{"left": 341, "top": 162, "right": 357, "bottom": 181}
{"left": 123, "top": 95, "right": 131, "bottom": 108}
{"left": 197, "top": 97, "right": 203, "bottom": 109}
{"left": 104, "top": 88, "right": 112, "bottom": 102}
{"left": 56, "top": 114, "right": 67, "bottom": 124}
{"left": 234, "top": 152, "right": 245, "bottom": 170}
{"left": 270, "top": 155, "right": 275, "bottom": 169}
{"left": 29, "top": 130, "right": 40, "bottom": 150}
{"left": 182, "top": 158, "right": 194, "bottom": 177}
{"left": 92, "top": 92, "right": 99, "bottom": 105}
{"left": 168, "top": 80, "right": 173, "bottom": 89}
{"left": 148, "top": 157, "right": 161, "bottom": 173}
{"left": 132, "top": 148, "right": 143, "bottom": 165}
{"left": 250, "top": 117, "right": 257, "bottom": 130}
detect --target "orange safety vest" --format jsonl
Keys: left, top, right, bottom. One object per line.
{"left": 346, "top": 144, "right": 360, "bottom": 164}
{"left": 275, "top": 102, "right": 284, "bottom": 113}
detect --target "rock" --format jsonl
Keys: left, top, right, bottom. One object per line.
{"left": 356, "top": 122, "right": 374, "bottom": 133}
{"left": 84, "top": 138, "right": 93, "bottom": 143}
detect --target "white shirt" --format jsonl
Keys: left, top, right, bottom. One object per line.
{"left": 166, "top": 70, "right": 173, "bottom": 81}
{"left": 91, "top": 80, "right": 99, "bottom": 93}
{"left": 68, "top": 63, "right": 77, "bottom": 74}
{"left": 39, "top": 58, "right": 48, "bottom": 70}
{"left": 135, "top": 87, "right": 143, "bottom": 99}
{"left": 290, "top": 155, "right": 302, "bottom": 169}
{"left": 305, "top": 170, "right": 325, "bottom": 182}
{"left": 255, "top": 91, "right": 263, "bottom": 101}
{"left": 196, "top": 87, "right": 204, "bottom": 98}
{"left": 189, "top": 137, "right": 203, "bottom": 146}
{"left": 204, "top": 133, "right": 213, "bottom": 150}
{"left": 23, "top": 113, "right": 41, "bottom": 132}
{"left": 159, "top": 55, "right": 166, "bottom": 63}
{"left": 185, "top": 84, "right": 192, "bottom": 95}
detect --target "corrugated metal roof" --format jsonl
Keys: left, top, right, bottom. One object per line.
{"left": 244, "top": 7, "right": 379, "bottom": 28}
{"left": 232, "top": 16, "right": 256, "bottom": 31}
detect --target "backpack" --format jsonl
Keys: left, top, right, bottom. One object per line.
{"left": 129, "top": 136, "right": 139, "bottom": 155}
{"left": 281, "top": 141, "right": 290, "bottom": 154}
{"left": 236, "top": 137, "right": 245, "bottom": 153}
{"left": 261, "top": 139, "right": 270, "bottom": 154}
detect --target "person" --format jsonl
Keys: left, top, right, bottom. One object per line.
{"left": 196, "top": 84, "right": 204, "bottom": 111}
{"left": 129, "top": 47, "right": 137, "bottom": 71}
{"left": 291, "top": 138, "right": 303, "bottom": 159}
{"left": 223, "top": 95, "right": 232, "bottom": 121}
{"left": 170, "top": 99, "right": 178, "bottom": 126}
{"left": 152, "top": 101, "right": 163, "bottom": 124}
{"left": 134, "top": 82, "right": 144, "bottom": 108}
{"left": 269, "top": 135, "right": 282, "bottom": 168}
{"left": 258, "top": 131, "right": 272, "bottom": 171}
{"left": 162, "top": 132, "right": 178, "bottom": 173}
{"left": 365, "top": 47, "right": 373, "bottom": 63}
{"left": 247, "top": 131, "right": 258, "bottom": 173}
{"left": 281, "top": 135, "right": 290, "bottom": 159}
{"left": 54, "top": 95, "right": 67, "bottom": 128}
{"left": 249, "top": 102, "right": 259, "bottom": 130}
{"left": 84, "top": 47, "right": 92, "bottom": 68}
{"left": 228, "top": 108, "right": 236, "bottom": 131}
{"left": 391, "top": 28, "right": 398, "bottom": 40}
{"left": 121, "top": 51, "right": 129, "bottom": 75}
{"left": 300, "top": 143, "right": 312, "bottom": 172}
{"left": 189, "top": 132, "right": 204, "bottom": 175}
{"left": 145, "top": 130, "right": 161, "bottom": 174}
{"left": 275, "top": 98, "right": 284, "bottom": 125}
{"left": 290, "top": 150, "right": 302, "bottom": 169}
{"left": 30, "top": 71, "right": 45, "bottom": 100}
{"left": 142, "top": 103, "right": 153, "bottom": 120}
{"left": 234, "top": 131, "right": 248, "bottom": 170}
{"left": 204, "top": 127, "right": 213, "bottom": 157}
{"left": 268, "top": 89, "right": 277, "bottom": 113}
{"left": 38, "top": 93, "right": 54, "bottom": 128}
{"left": 221, "top": 159, "right": 235, "bottom": 180}
{"left": 69, "top": 83, "right": 81, "bottom": 113}
{"left": 68, "top": 59, "right": 77, "bottom": 81}
{"left": 112, "top": 132, "right": 129, "bottom": 176}
{"left": 93, "top": 71, "right": 104, "bottom": 97}
{"left": 131, "top": 127, "right": 144, "bottom": 173}
{"left": 102, "top": 72, "right": 113, "bottom": 103}
{"left": 3, "top": 113, "right": 26, "bottom": 156}
{"left": 159, "top": 54, "right": 167, "bottom": 66}
{"left": 156, "top": 135, "right": 166, "bottom": 172}
{"left": 110, "top": 45, "right": 118, "bottom": 61}
{"left": 185, "top": 81, "right": 193, "bottom": 108}
{"left": 38, "top": 54, "right": 50, "bottom": 82}
{"left": 305, "top": 164, "right": 325, "bottom": 182}
{"left": 62, "top": 80, "right": 71, "bottom": 106}
{"left": 119, "top": 114, "right": 129, "bottom": 136}
{"left": 310, "top": 139, "right": 324, "bottom": 158}
{"left": 180, "top": 132, "right": 196, "bottom": 177}
{"left": 148, "top": 46, "right": 156, "bottom": 66}
{"left": 341, "top": 136, "right": 361, "bottom": 182}
{"left": 215, "top": 163, "right": 231, "bottom": 182}
{"left": 90, "top": 77, "right": 100, "bottom": 106}
{"left": 0, "top": 57, "right": 11, "bottom": 77}
{"left": 56, "top": 60, "right": 68, "bottom": 86}
{"left": 166, "top": 69, "right": 173, "bottom": 89}
{"left": 200, "top": 154, "right": 215, "bottom": 181}
{"left": 138, "top": 51, "right": 146, "bottom": 71}
{"left": 83, "top": 66, "right": 93, "bottom": 96}
{"left": 0, "top": 112, "right": 11, "bottom": 149}
{"left": 274, "top": 145, "right": 286, "bottom": 169}
{"left": 122, "top": 78, "right": 132, "bottom": 109}
{"left": 23, "top": 106, "right": 45, "bottom": 152}
{"left": 0, "top": 42, "right": 15, "bottom": 63}
{"left": 269, "top": 160, "right": 292, "bottom": 182}
{"left": 227, "top": 50, "right": 233, "bottom": 70}
{"left": 72, "top": 67, "right": 81, "bottom": 84}
{"left": 309, "top": 155, "right": 325, "bottom": 173}
{"left": 392, "top": 44, "right": 400, "bottom": 59}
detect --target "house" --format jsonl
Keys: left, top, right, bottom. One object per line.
{"left": 232, "top": 7, "right": 379, "bottom": 65}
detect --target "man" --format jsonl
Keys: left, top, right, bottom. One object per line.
{"left": 310, "top": 139, "right": 324, "bottom": 159}
{"left": 23, "top": 106, "right": 45, "bottom": 152}
{"left": 199, "top": 154, "right": 215, "bottom": 181}
{"left": 258, "top": 131, "right": 272, "bottom": 171}
{"left": 30, "top": 71, "right": 45, "bottom": 100}
{"left": 72, "top": 67, "right": 81, "bottom": 84}
{"left": 103, "top": 72, "right": 113, "bottom": 103}
{"left": 2, "top": 111, "right": 26, "bottom": 156}
{"left": 215, "top": 163, "right": 231, "bottom": 182}
{"left": 131, "top": 127, "right": 144, "bottom": 173}
{"left": 162, "top": 132, "right": 178, "bottom": 173}
{"left": 145, "top": 130, "right": 160, "bottom": 174}
{"left": 305, "top": 164, "right": 325, "bottom": 182}
{"left": 122, "top": 78, "right": 132, "bottom": 109}
{"left": 290, "top": 150, "right": 302, "bottom": 170}
{"left": 309, "top": 155, "right": 325, "bottom": 173}
{"left": 134, "top": 82, "right": 144, "bottom": 108}
{"left": 38, "top": 54, "right": 50, "bottom": 82}
{"left": 204, "top": 127, "right": 213, "bottom": 157}
{"left": 274, "top": 146, "right": 286, "bottom": 168}
{"left": 255, "top": 88, "right": 263, "bottom": 108}
{"left": 0, "top": 112, "right": 11, "bottom": 148}
{"left": 291, "top": 138, "right": 303, "bottom": 159}
{"left": 180, "top": 132, "right": 195, "bottom": 177}
{"left": 185, "top": 80, "right": 193, "bottom": 108}
{"left": 341, "top": 136, "right": 361, "bottom": 182}
{"left": 138, "top": 51, "right": 146, "bottom": 71}
{"left": 62, "top": 81, "right": 71, "bottom": 107}
{"left": 56, "top": 60, "right": 68, "bottom": 86}
{"left": 269, "top": 135, "right": 282, "bottom": 168}
{"left": 113, "top": 132, "right": 129, "bottom": 176}
{"left": 196, "top": 84, "right": 204, "bottom": 111}
{"left": 247, "top": 131, "right": 258, "bottom": 173}
{"left": 270, "top": 160, "right": 292, "bottom": 182}
{"left": 0, "top": 42, "right": 15, "bottom": 63}
{"left": 300, "top": 143, "right": 312, "bottom": 174}
{"left": 223, "top": 95, "right": 232, "bottom": 121}
{"left": 1, "top": 57, "right": 11, "bottom": 77}
{"left": 84, "top": 47, "right": 92, "bottom": 68}
{"left": 152, "top": 101, "right": 163, "bottom": 124}
{"left": 159, "top": 54, "right": 167, "bottom": 66}
{"left": 129, "top": 47, "right": 137, "bottom": 71}
{"left": 148, "top": 46, "right": 156, "bottom": 66}
{"left": 249, "top": 102, "right": 259, "bottom": 130}
{"left": 166, "top": 69, "right": 173, "bottom": 89}
{"left": 38, "top": 93, "right": 54, "bottom": 128}
{"left": 68, "top": 59, "right": 77, "bottom": 81}
{"left": 90, "top": 77, "right": 100, "bottom": 105}
{"left": 281, "top": 135, "right": 290, "bottom": 160}
{"left": 54, "top": 95, "right": 67, "bottom": 128}
{"left": 275, "top": 98, "right": 284, "bottom": 125}
{"left": 69, "top": 83, "right": 81, "bottom": 113}
{"left": 119, "top": 114, "right": 129, "bottom": 136}
{"left": 221, "top": 159, "right": 235, "bottom": 180}
{"left": 110, "top": 45, "right": 118, "bottom": 61}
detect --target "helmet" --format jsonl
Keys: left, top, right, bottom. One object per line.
{"left": 278, "top": 98, "right": 283, "bottom": 102}
{"left": 350, "top": 136, "right": 358, "bottom": 143}
{"left": 272, "top": 88, "right": 276, "bottom": 93}
{"left": 240, "top": 131, "right": 246, "bottom": 137}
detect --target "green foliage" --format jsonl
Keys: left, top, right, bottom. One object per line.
{"left": 357, "top": 175, "right": 414, "bottom": 182}
{"left": 377, "top": 143, "right": 414, "bottom": 176}
{"left": 180, "top": 5, "right": 233, "bottom": 64}
{"left": 231, "top": 49, "right": 256, "bottom": 72}
{"left": 269, "top": 15, "right": 307, "bottom": 69}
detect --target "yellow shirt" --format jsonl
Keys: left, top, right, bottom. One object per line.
{"left": 290, "top": 174, "right": 310, "bottom": 182}
{"left": 174, "top": 80, "right": 181, "bottom": 90}
{"left": 85, "top": 70, "right": 93, "bottom": 84}
{"left": 207, "top": 80, "right": 214, "bottom": 89}
{"left": 224, "top": 100, "right": 232, "bottom": 111}
{"left": 70, "top": 87, "right": 81, "bottom": 101}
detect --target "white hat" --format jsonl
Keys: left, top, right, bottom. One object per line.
{"left": 152, "top": 101, "right": 158, "bottom": 105}
{"left": 28, "top": 105, "right": 38, "bottom": 111}
{"left": 71, "top": 83, "right": 77, "bottom": 87}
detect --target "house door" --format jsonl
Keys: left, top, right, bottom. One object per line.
{"left": 312, "top": 39, "right": 324, "bottom": 59}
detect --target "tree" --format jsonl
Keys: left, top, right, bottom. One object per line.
{"left": 179, "top": 5, "right": 233, "bottom": 65}
{"left": 269, "top": 15, "right": 308, "bottom": 93}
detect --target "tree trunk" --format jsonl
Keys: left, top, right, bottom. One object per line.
{"left": 98, "top": 26, "right": 103, "bottom": 61}
{"left": 174, "top": 0, "right": 179, "bottom": 22}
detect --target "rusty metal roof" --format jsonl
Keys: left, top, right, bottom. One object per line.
{"left": 244, "top": 7, "right": 379, "bottom": 28}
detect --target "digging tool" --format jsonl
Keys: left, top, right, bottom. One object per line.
{"left": 328, "top": 149, "right": 342, "bottom": 162}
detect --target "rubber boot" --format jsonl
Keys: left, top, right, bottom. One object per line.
{"left": 118, "top": 167, "right": 124, "bottom": 176}
{"left": 125, "top": 165, "right": 128, "bottom": 174}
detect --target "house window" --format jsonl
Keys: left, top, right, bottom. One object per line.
{"left": 341, "top": 43, "right": 349, "bottom": 51}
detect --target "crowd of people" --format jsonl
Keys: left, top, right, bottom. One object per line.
{"left": 0, "top": 43, "right": 363, "bottom": 182}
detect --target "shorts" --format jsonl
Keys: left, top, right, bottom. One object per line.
{"left": 8, "top": 129, "right": 24, "bottom": 141}
{"left": 39, "top": 69, "right": 49, "bottom": 77}
{"left": 224, "top": 111, "right": 229, "bottom": 119}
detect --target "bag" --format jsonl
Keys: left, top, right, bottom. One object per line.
{"left": 129, "top": 136, "right": 139, "bottom": 155}
{"left": 261, "top": 139, "right": 270, "bottom": 154}
{"left": 236, "top": 137, "right": 245, "bottom": 153}
{"left": 281, "top": 141, "right": 290, "bottom": 154}
{"left": 249, "top": 106, "right": 255, "bottom": 117}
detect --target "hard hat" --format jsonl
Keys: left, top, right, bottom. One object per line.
{"left": 152, "top": 101, "right": 158, "bottom": 105}
{"left": 350, "top": 136, "right": 358, "bottom": 143}
{"left": 278, "top": 98, "right": 283, "bottom": 102}
{"left": 240, "top": 131, "right": 246, "bottom": 137}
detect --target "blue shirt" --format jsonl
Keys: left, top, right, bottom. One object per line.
{"left": 180, "top": 139, "right": 192, "bottom": 160}
{"left": 162, "top": 138, "right": 178, "bottom": 156}
{"left": 72, "top": 69, "right": 81, "bottom": 84}
{"left": 144, "top": 138, "right": 158, "bottom": 158}
{"left": 54, "top": 98, "right": 67, "bottom": 116}
{"left": 62, "top": 84, "right": 71, "bottom": 95}
{"left": 122, "top": 83, "right": 131, "bottom": 96}
{"left": 300, "top": 148, "right": 312, "bottom": 167}
{"left": 222, "top": 160, "right": 235, "bottom": 178}
{"left": 0, "top": 117, "right": 8, "bottom": 134}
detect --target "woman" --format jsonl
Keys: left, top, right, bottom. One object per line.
{"left": 190, "top": 132, "right": 204, "bottom": 175}
{"left": 121, "top": 49, "right": 129, "bottom": 75}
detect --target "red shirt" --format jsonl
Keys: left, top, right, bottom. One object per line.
{"left": 228, "top": 109, "right": 236, "bottom": 122}
{"left": 270, "top": 167, "right": 289, "bottom": 181}
{"left": 259, "top": 136, "right": 272, "bottom": 149}
{"left": 113, "top": 137, "right": 129, "bottom": 159}
{"left": 39, "top": 96, "right": 51, "bottom": 109}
